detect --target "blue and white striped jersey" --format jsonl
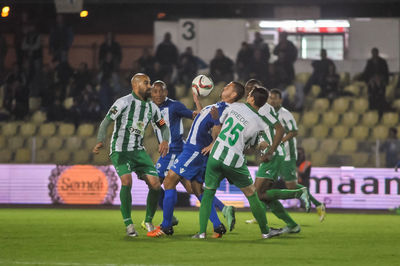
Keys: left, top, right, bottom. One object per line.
{"left": 185, "top": 101, "right": 228, "bottom": 151}
{"left": 153, "top": 98, "right": 193, "bottom": 152}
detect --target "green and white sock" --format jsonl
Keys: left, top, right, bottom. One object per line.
{"left": 145, "top": 188, "right": 161, "bottom": 223}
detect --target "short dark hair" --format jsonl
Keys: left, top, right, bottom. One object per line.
{"left": 270, "top": 88, "right": 282, "bottom": 99}
{"left": 245, "top": 79, "right": 263, "bottom": 90}
{"left": 250, "top": 86, "right": 269, "bottom": 108}
{"left": 152, "top": 80, "right": 167, "bottom": 90}
{"left": 232, "top": 81, "right": 245, "bottom": 102}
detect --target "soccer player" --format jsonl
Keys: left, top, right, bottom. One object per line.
{"left": 194, "top": 86, "right": 284, "bottom": 239}
{"left": 93, "top": 73, "right": 169, "bottom": 237}
{"left": 268, "top": 89, "right": 326, "bottom": 223}
{"left": 147, "top": 82, "right": 241, "bottom": 238}
{"left": 244, "top": 79, "right": 310, "bottom": 233}
{"left": 141, "top": 80, "right": 202, "bottom": 231}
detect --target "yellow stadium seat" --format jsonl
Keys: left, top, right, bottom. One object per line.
{"left": 29, "top": 97, "right": 42, "bottom": 112}
{"left": 343, "top": 85, "right": 360, "bottom": 96}
{"left": 372, "top": 125, "right": 389, "bottom": 140}
{"left": 313, "top": 98, "right": 330, "bottom": 113}
{"left": 15, "top": 148, "right": 31, "bottom": 163}
{"left": 46, "top": 136, "right": 64, "bottom": 150}
{"left": 38, "top": 123, "right": 56, "bottom": 137}
{"left": 295, "top": 72, "right": 311, "bottom": 84}
{"left": 322, "top": 112, "right": 339, "bottom": 127}
{"left": 71, "top": 150, "right": 90, "bottom": 164}
{"left": 8, "top": 136, "right": 25, "bottom": 150}
{"left": 312, "top": 125, "right": 329, "bottom": 139}
{"left": 2, "top": 122, "right": 19, "bottom": 136}
{"left": 352, "top": 98, "right": 369, "bottom": 113}
{"left": 351, "top": 126, "right": 370, "bottom": 140}
{"left": 54, "top": 150, "right": 71, "bottom": 165}
{"left": 77, "top": 123, "right": 95, "bottom": 137}
{"left": 0, "top": 150, "right": 12, "bottom": 163}
{"left": 20, "top": 123, "right": 37, "bottom": 137}
{"left": 310, "top": 85, "right": 321, "bottom": 97}
{"left": 311, "top": 152, "right": 327, "bottom": 166}
{"left": 300, "top": 138, "right": 319, "bottom": 154}
{"left": 302, "top": 112, "right": 320, "bottom": 127}
{"left": 85, "top": 137, "right": 98, "bottom": 150}
{"left": 351, "top": 152, "right": 369, "bottom": 167}
{"left": 332, "top": 125, "right": 349, "bottom": 139}
{"left": 92, "top": 152, "right": 109, "bottom": 165}
{"left": 319, "top": 139, "right": 339, "bottom": 154}
{"left": 339, "top": 139, "right": 358, "bottom": 154}
{"left": 392, "top": 99, "right": 400, "bottom": 112}
{"left": 339, "top": 72, "right": 350, "bottom": 87}
{"left": 65, "top": 136, "right": 83, "bottom": 151}
{"left": 342, "top": 112, "right": 359, "bottom": 127}
{"left": 361, "top": 111, "right": 379, "bottom": 127}
{"left": 35, "top": 149, "right": 51, "bottom": 164}
{"left": 31, "top": 111, "right": 47, "bottom": 124}
{"left": 297, "top": 125, "right": 308, "bottom": 137}
{"left": 292, "top": 112, "right": 300, "bottom": 124}
{"left": 26, "top": 136, "right": 45, "bottom": 150}
{"left": 332, "top": 98, "right": 350, "bottom": 113}
{"left": 58, "top": 123, "right": 75, "bottom": 137}
{"left": 381, "top": 112, "right": 399, "bottom": 127}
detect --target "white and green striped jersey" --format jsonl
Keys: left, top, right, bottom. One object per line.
{"left": 276, "top": 106, "right": 298, "bottom": 161}
{"left": 106, "top": 92, "right": 164, "bottom": 154}
{"left": 210, "top": 102, "right": 279, "bottom": 168}
{"left": 258, "top": 103, "right": 285, "bottom": 156}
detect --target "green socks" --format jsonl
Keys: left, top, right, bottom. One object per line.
{"left": 247, "top": 193, "right": 269, "bottom": 234}
{"left": 296, "top": 184, "right": 322, "bottom": 207}
{"left": 120, "top": 185, "right": 133, "bottom": 226}
{"left": 199, "top": 188, "right": 215, "bottom": 234}
{"left": 268, "top": 200, "right": 297, "bottom": 228}
{"left": 265, "top": 189, "right": 302, "bottom": 201}
{"left": 145, "top": 188, "right": 161, "bottom": 223}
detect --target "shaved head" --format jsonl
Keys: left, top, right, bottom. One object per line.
{"left": 131, "top": 73, "right": 151, "bottom": 100}
{"left": 131, "top": 73, "right": 149, "bottom": 86}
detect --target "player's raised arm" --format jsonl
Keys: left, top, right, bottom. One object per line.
{"left": 192, "top": 91, "right": 203, "bottom": 118}
{"left": 93, "top": 116, "right": 112, "bottom": 154}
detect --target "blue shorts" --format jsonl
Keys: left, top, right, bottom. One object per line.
{"left": 156, "top": 151, "right": 181, "bottom": 179}
{"left": 170, "top": 146, "right": 207, "bottom": 183}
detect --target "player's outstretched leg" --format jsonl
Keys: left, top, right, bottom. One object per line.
{"left": 268, "top": 200, "right": 300, "bottom": 234}
{"left": 196, "top": 188, "right": 216, "bottom": 238}
{"left": 264, "top": 188, "right": 310, "bottom": 212}
{"left": 296, "top": 184, "right": 326, "bottom": 221}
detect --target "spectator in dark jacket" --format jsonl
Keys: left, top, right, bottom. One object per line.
{"left": 210, "top": 49, "right": 234, "bottom": 84}
{"left": 273, "top": 32, "right": 297, "bottom": 84}
{"left": 236, "top": 42, "right": 253, "bottom": 81}
{"left": 155, "top": 32, "right": 178, "bottom": 81}
{"left": 99, "top": 32, "right": 122, "bottom": 72}
{"left": 177, "top": 47, "right": 198, "bottom": 90}
{"left": 49, "top": 14, "right": 74, "bottom": 62}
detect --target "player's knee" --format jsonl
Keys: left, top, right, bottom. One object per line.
{"left": 120, "top": 174, "right": 132, "bottom": 186}
{"left": 285, "top": 181, "right": 297, "bottom": 189}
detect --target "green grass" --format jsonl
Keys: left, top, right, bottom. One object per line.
{"left": 0, "top": 208, "right": 399, "bottom": 266}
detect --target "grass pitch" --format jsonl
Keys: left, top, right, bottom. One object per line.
{"left": 0, "top": 208, "right": 399, "bottom": 266}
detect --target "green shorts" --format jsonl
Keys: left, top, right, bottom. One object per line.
{"left": 279, "top": 159, "right": 297, "bottom": 182}
{"left": 204, "top": 157, "right": 253, "bottom": 190}
{"left": 256, "top": 153, "right": 284, "bottom": 181}
{"left": 110, "top": 150, "right": 158, "bottom": 178}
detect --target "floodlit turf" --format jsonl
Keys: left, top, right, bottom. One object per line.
{"left": 0, "top": 208, "right": 399, "bottom": 266}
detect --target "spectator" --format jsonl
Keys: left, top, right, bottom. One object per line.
{"left": 47, "top": 99, "right": 67, "bottom": 122}
{"left": 137, "top": 48, "right": 156, "bottom": 80}
{"left": 3, "top": 63, "right": 29, "bottom": 120}
{"left": 252, "top": 32, "right": 270, "bottom": 63}
{"left": 0, "top": 33, "right": 7, "bottom": 77}
{"left": 380, "top": 127, "right": 400, "bottom": 168}
{"left": 13, "top": 11, "right": 30, "bottom": 67}
{"left": 361, "top": 47, "right": 389, "bottom": 113}
{"left": 236, "top": 42, "right": 253, "bottom": 81}
{"left": 21, "top": 24, "right": 42, "bottom": 77}
{"left": 51, "top": 57, "right": 73, "bottom": 102}
{"left": 320, "top": 64, "right": 340, "bottom": 100}
{"left": 269, "top": 53, "right": 293, "bottom": 90}
{"left": 209, "top": 49, "right": 234, "bottom": 84}
{"left": 155, "top": 32, "right": 178, "bottom": 81}
{"left": 49, "top": 14, "right": 74, "bottom": 62}
{"left": 248, "top": 49, "right": 269, "bottom": 86}
{"left": 99, "top": 32, "right": 122, "bottom": 72}
{"left": 70, "top": 62, "right": 92, "bottom": 99}
{"left": 296, "top": 147, "right": 311, "bottom": 188}
{"left": 304, "top": 49, "right": 336, "bottom": 94}
{"left": 69, "top": 84, "right": 101, "bottom": 125}
{"left": 177, "top": 47, "right": 198, "bottom": 90}
{"left": 273, "top": 32, "right": 297, "bottom": 84}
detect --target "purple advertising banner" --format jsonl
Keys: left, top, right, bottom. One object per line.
{"left": 0, "top": 164, "right": 399, "bottom": 209}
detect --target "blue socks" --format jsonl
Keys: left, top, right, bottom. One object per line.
{"left": 198, "top": 194, "right": 221, "bottom": 229}
{"left": 213, "top": 196, "right": 225, "bottom": 211}
{"left": 161, "top": 189, "right": 177, "bottom": 228}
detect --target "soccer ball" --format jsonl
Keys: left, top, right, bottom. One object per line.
{"left": 191, "top": 75, "right": 214, "bottom": 97}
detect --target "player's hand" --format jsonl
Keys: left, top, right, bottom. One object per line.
{"left": 192, "top": 91, "right": 200, "bottom": 104}
{"left": 201, "top": 143, "right": 213, "bottom": 155}
{"left": 210, "top": 106, "right": 219, "bottom": 120}
{"left": 92, "top": 142, "right": 104, "bottom": 154}
{"left": 192, "top": 111, "right": 199, "bottom": 119}
{"left": 258, "top": 141, "right": 269, "bottom": 151}
{"left": 159, "top": 141, "right": 169, "bottom": 158}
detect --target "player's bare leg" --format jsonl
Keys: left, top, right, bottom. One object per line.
{"left": 120, "top": 174, "right": 138, "bottom": 237}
